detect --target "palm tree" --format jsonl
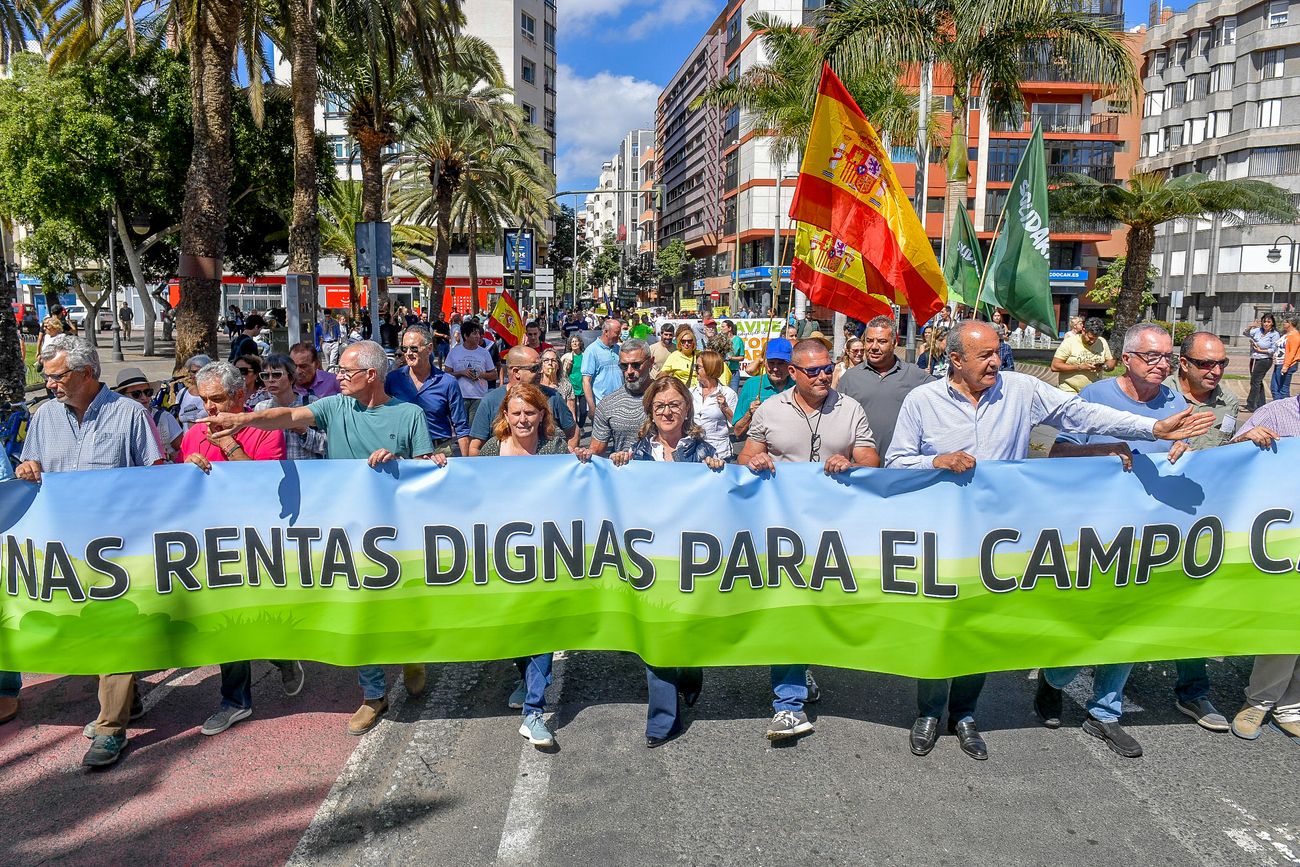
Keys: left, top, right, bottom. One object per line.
{"left": 267, "top": 0, "right": 322, "bottom": 282}
{"left": 820, "top": 0, "right": 1136, "bottom": 236}
{"left": 693, "top": 11, "right": 928, "bottom": 166}
{"left": 1051, "top": 171, "right": 1299, "bottom": 337}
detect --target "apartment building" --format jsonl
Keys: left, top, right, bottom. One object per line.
{"left": 1136, "top": 0, "right": 1300, "bottom": 334}
{"left": 582, "top": 129, "right": 654, "bottom": 301}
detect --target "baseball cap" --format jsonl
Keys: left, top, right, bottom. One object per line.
{"left": 703, "top": 318, "right": 716, "bottom": 327}
{"left": 765, "top": 337, "right": 793, "bottom": 362}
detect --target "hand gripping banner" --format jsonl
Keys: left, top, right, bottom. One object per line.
{"left": 1, "top": 442, "right": 1298, "bottom": 677}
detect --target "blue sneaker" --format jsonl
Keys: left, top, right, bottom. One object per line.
{"left": 518, "top": 712, "right": 554, "bottom": 748}
{"left": 507, "top": 680, "right": 526, "bottom": 710}
{"left": 82, "top": 733, "right": 128, "bottom": 767}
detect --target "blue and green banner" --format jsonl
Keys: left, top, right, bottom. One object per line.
{"left": 2, "top": 442, "right": 1299, "bottom": 677}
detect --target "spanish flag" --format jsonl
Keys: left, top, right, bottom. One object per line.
{"left": 488, "top": 291, "right": 526, "bottom": 347}
{"left": 789, "top": 64, "right": 946, "bottom": 324}
{"left": 792, "top": 222, "right": 894, "bottom": 323}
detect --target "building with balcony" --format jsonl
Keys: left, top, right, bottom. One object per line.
{"left": 582, "top": 129, "right": 653, "bottom": 302}
{"left": 1136, "top": 0, "right": 1300, "bottom": 335}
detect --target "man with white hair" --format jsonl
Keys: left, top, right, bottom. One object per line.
{"left": 887, "top": 321, "right": 1214, "bottom": 762}
{"left": 14, "top": 335, "right": 165, "bottom": 768}
{"left": 207, "top": 340, "right": 441, "bottom": 735}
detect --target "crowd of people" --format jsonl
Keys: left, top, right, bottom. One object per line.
{"left": 1, "top": 308, "right": 1297, "bottom": 771}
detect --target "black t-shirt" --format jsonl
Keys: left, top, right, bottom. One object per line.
{"left": 229, "top": 333, "right": 257, "bottom": 361}
{"left": 379, "top": 321, "right": 401, "bottom": 348}
{"left": 431, "top": 319, "right": 451, "bottom": 341}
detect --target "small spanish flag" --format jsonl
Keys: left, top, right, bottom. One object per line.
{"left": 792, "top": 222, "right": 894, "bottom": 324}
{"left": 488, "top": 291, "right": 526, "bottom": 347}
{"left": 789, "top": 64, "right": 946, "bottom": 324}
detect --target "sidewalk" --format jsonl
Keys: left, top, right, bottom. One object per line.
{"left": 27, "top": 327, "right": 228, "bottom": 392}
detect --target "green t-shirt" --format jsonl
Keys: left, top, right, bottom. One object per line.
{"left": 308, "top": 395, "right": 434, "bottom": 460}
{"left": 733, "top": 374, "right": 794, "bottom": 428}
{"left": 729, "top": 335, "right": 744, "bottom": 375}
{"left": 630, "top": 324, "right": 653, "bottom": 340}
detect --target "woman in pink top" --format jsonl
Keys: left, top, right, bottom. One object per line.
{"left": 179, "top": 360, "right": 286, "bottom": 469}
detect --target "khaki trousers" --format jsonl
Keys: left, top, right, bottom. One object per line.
{"left": 93, "top": 673, "right": 137, "bottom": 737}
{"left": 1246, "top": 655, "right": 1300, "bottom": 723}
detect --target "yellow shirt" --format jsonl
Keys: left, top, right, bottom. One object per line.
{"left": 1054, "top": 332, "right": 1113, "bottom": 393}
{"left": 659, "top": 350, "right": 731, "bottom": 387}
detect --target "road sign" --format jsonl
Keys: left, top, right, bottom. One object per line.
{"left": 503, "top": 229, "right": 534, "bottom": 273}
{"left": 355, "top": 222, "right": 393, "bottom": 278}
{"left": 534, "top": 289, "right": 555, "bottom": 299}
{"left": 710, "top": 290, "right": 720, "bottom": 300}
{"left": 535, "top": 267, "right": 555, "bottom": 290}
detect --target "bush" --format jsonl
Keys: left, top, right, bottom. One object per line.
{"left": 1150, "top": 320, "right": 1196, "bottom": 345}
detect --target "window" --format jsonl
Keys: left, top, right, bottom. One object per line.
{"left": 1269, "top": 0, "right": 1288, "bottom": 27}
{"left": 1259, "top": 98, "right": 1283, "bottom": 128}
{"left": 544, "top": 66, "right": 556, "bottom": 93}
{"left": 1210, "top": 63, "right": 1234, "bottom": 92}
{"left": 1174, "top": 40, "right": 1188, "bottom": 66}
{"left": 1189, "top": 117, "right": 1207, "bottom": 144}
{"left": 1260, "top": 48, "right": 1284, "bottom": 79}
{"left": 1219, "top": 15, "right": 1236, "bottom": 44}
{"left": 1250, "top": 145, "right": 1300, "bottom": 176}
{"left": 925, "top": 196, "right": 944, "bottom": 214}
{"left": 1144, "top": 89, "right": 1164, "bottom": 117}
{"left": 521, "top": 58, "right": 535, "bottom": 84}
{"left": 1207, "top": 109, "right": 1231, "bottom": 138}
{"left": 522, "top": 102, "right": 536, "bottom": 125}
{"left": 1153, "top": 50, "right": 1167, "bottom": 73}
{"left": 521, "top": 11, "right": 536, "bottom": 40}
{"left": 1167, "top": 81, "right": 1186, "bottom": 108}
{"left": 1145, "top": 131, "right": 1161, "bottom": 155}
{"left": 1197, "top": 28, "right": 1212, "bottom": 56}
{"left": 328, "top": 135, "right": 348, "bottom": 161}
{"left": 1187, "top": 73, "right": 1208, "bottom": 100}
{"left": 544, "top": 109, "right": 555, "bottom": 133}
{"left": 544, "top": 22, "right": 555, "bottom": 48}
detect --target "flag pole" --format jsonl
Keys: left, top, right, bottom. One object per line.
{"left": 973, "top": 204, "right": 1007, "bottom": 320}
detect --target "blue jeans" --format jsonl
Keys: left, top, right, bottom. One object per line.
{"left": 1045, "top": 663, "right": 1134, "bottom": 723}
{"left": 645, "top": 666, "right": 702, "bottom": 738}
{"left": 1273, "top": 364, "right": 1296, "bottom": 401}
{"left": 1175, "top": 658, "right": 1210, "bottom": 704}
{"left": 0, "top": 670, "right": 20, "bottom": 697}
{"left": 221, "top": 660, "right": 294, "bottom": 709}
{"left": 513, "top": 654, "right": 553, "bottom": 717}
{"left": 917, "top": 674, "right": 986, "bottom": 724}
{"left": 771, "top": 665, "right": 807, "bottom": 712}
{"left": 358, "top": 665, "right": 387, "bottom": 701}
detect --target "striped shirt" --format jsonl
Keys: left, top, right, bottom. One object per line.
{"left": 255, "top": 395, "right": 327, "bottom": 460}
{"left": 885, "top": 371, "right": 1156, "bottom": 468}
{"left": 21, "top": 384, "right": 164, "bottom": 472}
{"left": 1238, "top": 396, "right": 1300, "bottom": 438}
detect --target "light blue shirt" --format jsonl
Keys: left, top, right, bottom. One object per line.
{"left": 885, "top": 371, "right": 1157, "bottom": 468}
{"left": 580, "top": 338, "right": 622, "bottom": 403}
{"left": 1055, "top": 377, "right": 1186, "bottom": 454}
{"left": 1249, "top": 326, "right": 1282, "bottom": 360}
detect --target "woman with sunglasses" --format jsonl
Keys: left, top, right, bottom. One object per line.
{"left": 561, "top": 334, "right": 586, "bottom": 429}
{"left": 657, "top": 324, "right": 700, "bottom": 387}
{"left": 609, "top": 377, "right": 723, "bottom": 747}
{"left": 236, "top": 355, "right": 270, "bottom": 410}
{"left": 832, "top": 337, "right": 864, "bottom": 389}
{"left": 252, "top": 353, "right": 327, "bottom": 459}
{"left": 539, "top": 348, "right": 576, "bottom": 431}
{"left": 114, "top": 368, "right": 184, "bottom": 458}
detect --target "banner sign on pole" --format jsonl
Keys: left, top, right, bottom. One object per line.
{"left": 1, "top": 444, "right": 1298, "bottom": 675}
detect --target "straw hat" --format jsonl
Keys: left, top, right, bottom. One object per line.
{"left": 112, "top": 367, "right": 160, "bottom": 393}
{"left": 805, "top": 331, "right": 834, "bottom": 351}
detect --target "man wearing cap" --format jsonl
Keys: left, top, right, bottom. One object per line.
{"left": 115, "top": 367, "right": 183, "bottom": 458}
{"left": 838, "top": 315, "right": 933, "bottom": 457}
{"left": 732, "top": 337, "right": 795, "bottom": 439}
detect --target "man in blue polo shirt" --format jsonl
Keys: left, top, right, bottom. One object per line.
{"left": 386, "top": 325, "right": 469, "bottom": 456}
{"left": 732, "top": 337, "right": 794, "bottom": 438}
{"left": 581, "top": 317, "right": 622, "bottom": 416}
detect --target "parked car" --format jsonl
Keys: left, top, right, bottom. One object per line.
{"left": 65, "top": 304, "right": 115, "bottom": 332}
{"left": 97, "top": 307, "right": 115, "bottom": 332}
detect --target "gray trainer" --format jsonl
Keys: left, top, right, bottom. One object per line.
{"left": 280, "top": 661, "right": 306, "bottom": 697}
{"left": 1176, "top": 698, "right": 1229, "bottom": 732}
{"left": 200, "top": 705, "right": 253, "bottom": 736}
{"left": 766, "top": 710, "right": 814, "bottom": 741}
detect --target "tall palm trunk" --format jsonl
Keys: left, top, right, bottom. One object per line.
{"left": 429, "top": 170, "right": 455, "bottom": 317}
{"left": 356, "top": 128, "right": 389, "bottom": 311}
{"left": 0, "top": 285, "right": 22, "bottom": 402}
{"left": 287, "top": 0, "right": 320, "bottom": 286}
{"left": 467, "top": 213, "right": 478, "bottom": 316}
{"left": 1114, "top": 224, "right": 1156, "bottom": 341}
{"left": 943, "top": 90, "right": 971, "bottom": 243}
{"left": 174, "top": 0, "right": 243, "bottom": 370}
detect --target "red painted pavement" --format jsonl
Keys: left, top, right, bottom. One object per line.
{"left": 0, "top": 664, "right": 368, "bottom": 866}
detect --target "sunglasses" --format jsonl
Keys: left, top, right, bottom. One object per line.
{"left": 259, "top": 370, "right": 286, "bottom": 381}
{"left": 399, "top": 345, "right": 428, "bottom": 355}
{"left": 618, "top": 359, "right": 647, "bottom": 370}
{"left": 236, "top": 366, "right": 254, "bottom": 375}
{"left": 1183, "top": 356, "right": 1228, "bottom": 371}
{"left": 509, "top": 364, "right": 543, "bottom": 374}
{"left": 792, "top": 363, "right": 836, "bottom": 378}
{"left": 125, "top": 387, "right": 154, "bottom": 400}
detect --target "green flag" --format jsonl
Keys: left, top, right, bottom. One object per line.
{"left": 980, "top": 121, "right": 1057, "bottom": 334}
{"left": 943, "top": 205, "right": 985, "bottom": 311}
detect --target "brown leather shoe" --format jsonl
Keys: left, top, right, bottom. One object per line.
{"left": 347, "top": 698, "right": 388, "bottom": 736}
{"left": 403, "top": 664, "right": 427, "bottom": 697}
{"left": 0, "top": 695, "right": 17, "bottom": 724}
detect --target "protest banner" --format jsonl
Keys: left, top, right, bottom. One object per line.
{"left": 1, "top": 442, "right": 1298, "bottom": 677}
{"left": 655, "top": 318, "right": 784, "bottom": 377}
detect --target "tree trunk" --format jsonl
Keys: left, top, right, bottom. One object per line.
{"left": 429, "top": 175, "right": 454, "bottom": 317}
{"left": 357, "top": 131, "right": 389, "bottom": 312}
{"left": 114, "top": 203, "right": 159, "bottom": 356}
{"left": 286, "top": 0, "right": 320, "bottom": 287}
{"left": 69, "top": 268, "right": 103, "bottom": 349}
{"left": 174, "top": 0, "right": 242, "bottom": 372}
{"left": 467, "top": 214, "right": 478, "bottom": 318}
{"left": 0, "top": 275, "right": 24, "bottom": 402}
{"left": 1113, "top": 224, "right": 1156, "bottom": 343}
{"left": 943, "top": 91, "right": 971, "bottom": 246}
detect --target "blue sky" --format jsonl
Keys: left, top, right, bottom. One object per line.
{"left": 554, "top": 0, "right": 1196, "bottom": 199}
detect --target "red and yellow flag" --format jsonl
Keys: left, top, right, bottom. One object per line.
{"left": 792, "top": 222, "right": 894, "bottom": 324}
{"left": 789, "top": 64, "right": 946, "bottom": 324}
{"left": 488, "top": 291, "right": 526, "bottom": 347}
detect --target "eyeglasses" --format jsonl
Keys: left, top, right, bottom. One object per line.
{"left": 43, "top": 369, "right": 75, "bottom": 384}
{"left": 809, "top": 433, "right": 822, "bottom": 462}
{"left": 652, "top": 400, "right": 685, "bottom": 415}
{"left": 399, "top": 345, "right": 427, "bottom": 355}
{"left": 125, "top": 388, "right": 154, "bottom": 400}
{"left": 337, "top": 367, "right": 369, "bottom": 379}
{"left": 1128, "top": 351, "right": 1174, "bottom": 367}
{"left": 618, "top": 359, "right": 647, "bottom": 370}
{"left": 259, "top": 370, "right": 286, "bottom": 381}
{"left": 791, "top": 363, "right": 836, "bottom": 378}
{"left": 236, "top": 366, "right": 253, "bottom": 375}
{"left": 509, "top": 364, "right": 543, "bottom": 374}
{"left": 1183, "top": 356, "right": 1229, "bottom": 371}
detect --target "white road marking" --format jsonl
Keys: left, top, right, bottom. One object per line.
{"left": 1222, "top": 797, "right": 1300, "bottom": 864}
{"left": 495, "top": 655, "right": 567, "bottom": 866}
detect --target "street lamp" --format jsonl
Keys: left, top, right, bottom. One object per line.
{"left": 106, "top": 212, "right": 125, "bottom": 362}
{"left": 1266, "top": 235, "right": 1296, "bottom": 312}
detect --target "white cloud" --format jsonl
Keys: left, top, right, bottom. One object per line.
{"left": 625, "top": 0, "right": 717, "bottom": 39}
{"left": 554, "top": 64, "right": 661, "bottom": 198}
{"left": 559, "top": 0, "right": 719, "bottom": 39}
{"left": 558, "top": 0, "right": 637, "bottom": 34}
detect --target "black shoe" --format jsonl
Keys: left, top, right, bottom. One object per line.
{"left": 646, "top": 729, "right": 681, "bottom": 749}
{"left": 909, "top": 716, "right": 939, "bottom": 756}
{"left": 947, "top": 719, "right": 988, "bottom": 761}
{"left": 1082, "top": 715, "right": 1142, "bottom": 758}
{"left": 1034, "top": 677, "right": 1062, "bottom": 729}
{"left": 679, "top": 669, "right": 703, "bottom": 709}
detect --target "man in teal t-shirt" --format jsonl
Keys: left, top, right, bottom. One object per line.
{"left": 733, "top": 337, "right": 794, "bottom": 439}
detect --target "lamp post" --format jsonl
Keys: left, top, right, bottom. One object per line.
{"left": 106, "top": 212, "right": 124, "bottom": 362}
{"left": 1267, "top": 234, "right": 1296, "bottom": 312}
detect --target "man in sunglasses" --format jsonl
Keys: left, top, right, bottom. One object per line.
{"left": 737, "top": 338, "right": 880, "bottom": 743}
{"left": 386, "top": 325, "right": 469, "bottom": 457}
{"left": 588, "top": 339, "right": 654, "bottom": 456}
{"left": 466, "top": 345, "right": 577, "bottom": 456}
{"left": 732, "top": 337, "right": 795, "bottom": 439}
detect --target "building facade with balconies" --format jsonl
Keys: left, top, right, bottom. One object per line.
{"left": 1137, "top": 0, "right": 1300, "bottom": 334}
